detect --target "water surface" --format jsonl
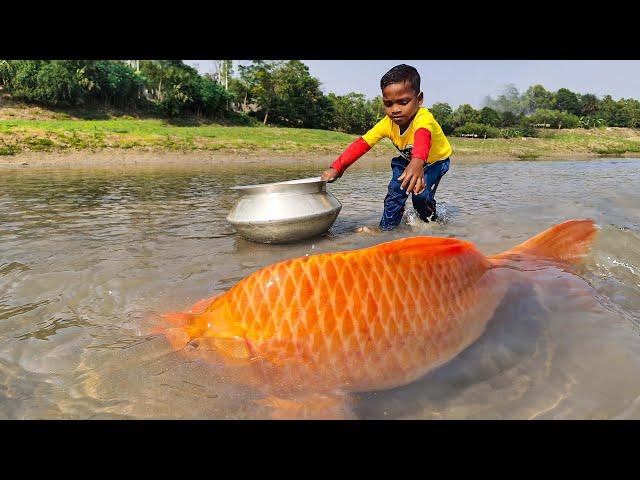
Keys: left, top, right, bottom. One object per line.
{"left": 1, "top": 158, "right": 640, "bottom": 419}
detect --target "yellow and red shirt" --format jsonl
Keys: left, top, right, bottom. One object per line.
{"left": 330, "top": 107, "right": 453, "bottom": 175}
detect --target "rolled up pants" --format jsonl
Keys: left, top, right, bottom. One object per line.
{"left": 379, "top": 156, "right": 450, "bottom": 231}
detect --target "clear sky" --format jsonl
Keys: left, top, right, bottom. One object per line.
{"left": 185, "top": 60, "right": 640, "bottom": 109}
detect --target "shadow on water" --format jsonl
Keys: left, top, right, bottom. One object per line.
{"left": 355, "top": 280, "right": 547, "bottom": 419}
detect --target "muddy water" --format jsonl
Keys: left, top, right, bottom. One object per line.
{"left": 1, "top": 158, "right": 639, "bottom": 419}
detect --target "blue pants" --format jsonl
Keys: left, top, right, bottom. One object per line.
{"left": 379, "top": 156, "right": 450, "bottom": 231}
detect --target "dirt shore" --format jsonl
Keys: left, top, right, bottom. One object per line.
{"left": 1, "top": 147, "right": 630, "bottom": 169}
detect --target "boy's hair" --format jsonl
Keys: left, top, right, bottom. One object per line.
{"left": 380, "top": 64, "right": 420, "bottom": 94}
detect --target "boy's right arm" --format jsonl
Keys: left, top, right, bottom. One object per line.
{"left": 321, "top": 137, "right": 371, "bottom": 182}
{"left": 321, "top": 117, "right": 388, "bottom": 182}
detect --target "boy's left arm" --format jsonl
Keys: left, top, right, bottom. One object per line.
{"left": 398, "top": 128, "right": 432, "bottom": 194}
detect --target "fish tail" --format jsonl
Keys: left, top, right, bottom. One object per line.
{"left": 490, "top": 219, "right": 598, "bottom": 268}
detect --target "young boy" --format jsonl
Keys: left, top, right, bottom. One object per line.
{"left": 320, "top": 64, "right": 452, "bottom": 231}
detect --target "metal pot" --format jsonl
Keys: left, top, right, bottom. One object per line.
{"left": 226, "top": 177, "right": 342, "bottom": 243}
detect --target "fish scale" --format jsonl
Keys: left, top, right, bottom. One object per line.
{"left": 163, "top": 219, "right": 597, "bottom": 412}
{"left": 188, "top": 239, "right": 492, "bottom": 390}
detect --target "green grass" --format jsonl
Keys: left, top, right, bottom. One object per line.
{"left": 0, "top": 143, "right": 21, "bottom": 156}
{"left": 0, "top": 118, "right": 367, "bottom": 154}
{"left": 1, "top": 117, "right": 640, "bottom": 159}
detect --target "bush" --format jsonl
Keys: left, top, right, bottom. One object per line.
{"left": 193, "top": 76, "right": 234, "bottom": 117}
{"left": 498, "top": 127, "right": 538, "bottom": 138}
{"left": 454, "top": 123, "right": 500, "bottom": 138}
{"left": 223, "top": 110, "right": 259, "bottom": 126}
{"left": 527, "top": 109, "right": 580, "bottom": 128}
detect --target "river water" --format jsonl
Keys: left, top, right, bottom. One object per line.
{"left": 1, "top": 157, "right": 639, "bottom": 419}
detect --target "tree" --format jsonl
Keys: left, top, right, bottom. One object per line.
{"left": 578, "top": 93, "right": 599, "bottom": 117}
{"left": 499, "top": 110, "right": 518, "bottom": 127}
{"left": 522, "top": 84, "right": 554, "bottom": 113}
{"left": 139, "top": 60, "right": 194, "bottom": 102}
{"left": 429, "top": 102, "right": 454, "bottom": 134}
{"left": 599, "top": 95, "right": 622, "bottom": 126}
{"left": 138, "top": 60, "right": 230, "bottom": 116}
{"left": 479, "top": 106, "right": 501, "bottom": 127}
{"left": 452, "top": 104, "right": 480, "bottom": 128}
{"left": 238, "top": 60, "right": 282, "bottom": 125}
{"left": 82, "top": 61, "right": 145, "bottom": 107}
{"left": 271, "top": 60, "right": 331, "bottom": 128}
{"left": 328, "top": 92, "right": 377, "bottom": 133}
{"left": 483, "top": 84, "right": 526, "bottom": 114}
{"left": 553, "top": 88, "right": 581, "bottom": 115}
{"left": 228, "top": 76, "right": 252, "bottom": 113}
{"left": 213, "top": 60, "right": 233, "bottom": 90}
{"left": 369, "top": 96, "right": 385, "bottom": 121}
{"left": 1, "top": 60, "right": 86, "bottom": 106}
{"left": 621, "top": 98, "right": 640, "bottom": 128}
{"left": 0, "top": 60, "right": 12, "bottom": 87}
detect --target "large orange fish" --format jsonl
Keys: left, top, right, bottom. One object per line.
{"left": 161, "top": 219, "right": 597, "bottom": 418}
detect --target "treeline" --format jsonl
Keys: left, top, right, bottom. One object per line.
{"left": 0, "top": 60, "right": 236, "bottom": 119}
{"left": 430, "top": 84, "right": 640, "bottom": 138}
{"left": 1, "top": 60, "right": 640, "bottom": 136}
{"left": 226, "top": 60, "right": 384, "bottom": 131}
{"left": 0, "top": 59, "right": 383, "bottom": 130}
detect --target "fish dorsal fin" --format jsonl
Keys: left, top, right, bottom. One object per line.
{"left": 371, "top": 236, "right": 479, "bottom": 259}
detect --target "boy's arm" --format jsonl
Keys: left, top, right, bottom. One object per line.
{"left": 411, "top": 128, "right": 432, "bottom": 162}
{"left": 398, "top": 128, "right": 432, "bottom": 194}
{"left": 321, "top": 117, "right": 388, "bottom": 182}
{"left": 329, "top": 137, "right": 371, "bottom": 177}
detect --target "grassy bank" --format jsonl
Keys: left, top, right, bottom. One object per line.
{"left": 2, "top": 102, "right": 640, "bottom": 161}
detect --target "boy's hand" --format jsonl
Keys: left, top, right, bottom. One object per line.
{"left": 397, "top": 158, "right": 426, "bottom": 195}
{"left": 321, "top": 168, "right": 339, "bottom": 183}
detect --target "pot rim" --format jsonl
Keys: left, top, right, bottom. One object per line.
{"left": 230, "top": 176, "right": 327, "bottom": 195}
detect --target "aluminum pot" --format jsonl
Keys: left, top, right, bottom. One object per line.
{"left": 226, "top": 177, "right": 342, "bottom": 243}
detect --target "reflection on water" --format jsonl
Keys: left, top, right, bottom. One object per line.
{"left": 1, "top": 158, "right": 640, "bottom": 419}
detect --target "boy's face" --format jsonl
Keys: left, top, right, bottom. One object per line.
{"left": 382, "top": 81, "right": 423, "bottom": 129}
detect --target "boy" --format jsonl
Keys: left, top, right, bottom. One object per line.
{"left": 320, "top": 64, "right": 452, "bottom": 231}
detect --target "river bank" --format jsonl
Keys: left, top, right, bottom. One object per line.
{"left": 3, "top": 148, "right": 640, "bottom": 169}
{"left": 2, "top": 102, "right": 640, "bottom": 166}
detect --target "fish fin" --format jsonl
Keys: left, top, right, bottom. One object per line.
{"left": 162, "top": 293, "right": 222, "bottom": 327}
{"left": 256, "top": 392, "right": 354, "bottom": 420}
{"left": 377, "top": 236, "right": 475, "bottom": 258}
{"left": 162, "top": 311, "right": 197, "bottom": 327}
{"left": 204, "top": 336, "right": 253, "bottom": 365}
{"left": 187, "top": 294, "right": 221, "bottom": 314}
{"left": 160, "top": 326, "right": 193, "bottom": 350}
{"left": 490, "top": 219, "right": 597, "bottom": 268}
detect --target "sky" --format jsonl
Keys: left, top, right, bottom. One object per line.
{"left": 185, "top": 60, "right": 640, "bottom": 109}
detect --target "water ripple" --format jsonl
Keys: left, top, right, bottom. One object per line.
{"left": 1, "top": 159, "right": 640, "bottom": 419}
